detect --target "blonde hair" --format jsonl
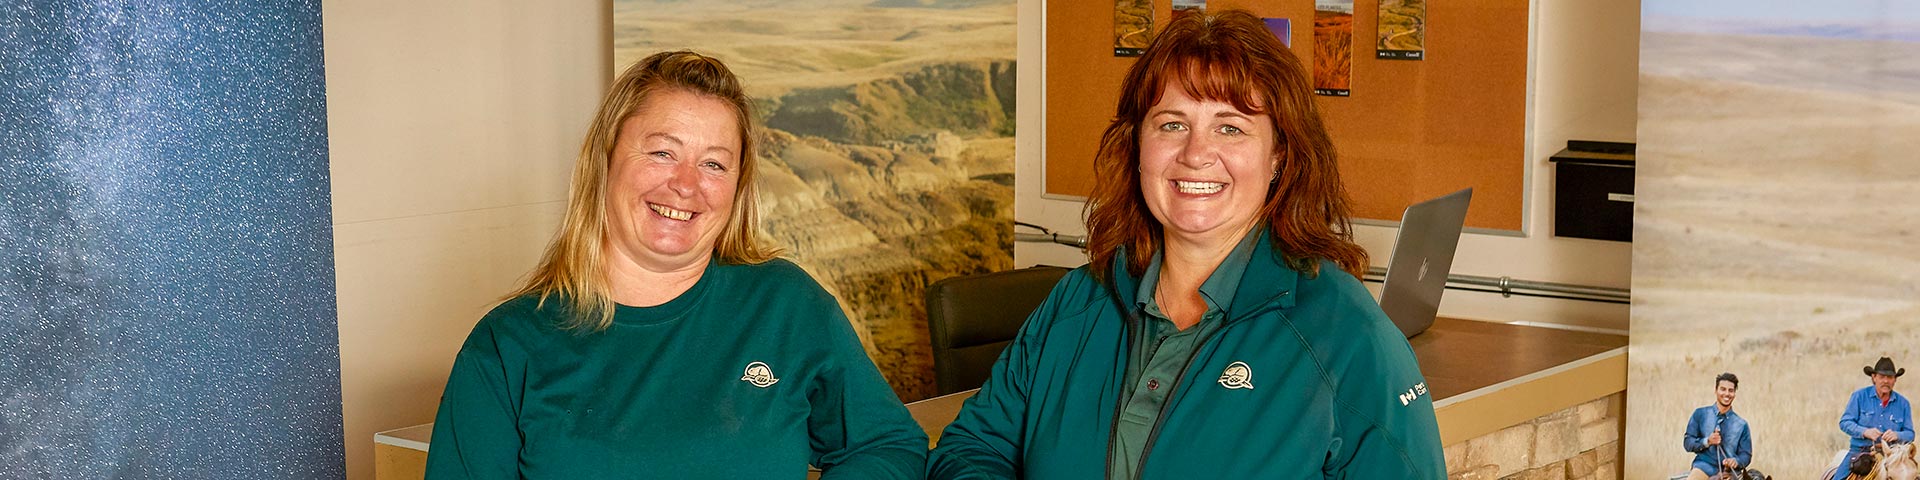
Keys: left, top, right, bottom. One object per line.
{"left": 510, "top": 50, "right": 780, "bottom": 331}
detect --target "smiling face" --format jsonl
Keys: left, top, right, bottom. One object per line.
{"left": 1137, "top": 81, "right": 1281, "bottom": 247}
{"left": 1715, "top": 380, "right": 1737, "bottom": 408}
{"left": 604, "top": 88, "right": 742, "bottom": 274}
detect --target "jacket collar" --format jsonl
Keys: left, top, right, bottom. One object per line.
{"left": 1108, "top": 228, "right": 1300, "bottom": 319}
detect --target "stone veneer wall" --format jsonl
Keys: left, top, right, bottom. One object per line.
{"left": 1445, "top": 392, "right": 1626, "bottom": 480}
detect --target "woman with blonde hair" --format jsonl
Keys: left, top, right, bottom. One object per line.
{"left": 929, "top": 10, "right": 1444, "bottom": 478}
{"left": 427, "top": 50, "right": 927, "bottom": 479}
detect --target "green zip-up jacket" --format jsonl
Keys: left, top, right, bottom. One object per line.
{"left": 928, "top": 232, "right": 1445, "bottom": 479}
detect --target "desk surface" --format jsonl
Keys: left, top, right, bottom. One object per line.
{"left": 1412, "top": 317, "right": 1627, "bottom": 401}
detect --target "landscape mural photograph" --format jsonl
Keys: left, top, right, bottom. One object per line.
{"left": 1627, "top": 1, "right": 1920, "bottom": 478}
{"left": 613, "top": 0, "right": 1016, "bottom": 401}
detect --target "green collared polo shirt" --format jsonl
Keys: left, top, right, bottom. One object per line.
{"left": 1108, "top": 228, "right": 1261, "bottom": 479}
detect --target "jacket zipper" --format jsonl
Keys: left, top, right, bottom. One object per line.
{"left": 1103, "top": 283, "right": 1141, "bottom": 480}
{"left": 1128, "top": 323, "right": 1228, "bottom": 479}
{"left": 1129, "top": 290, "right": 1289, "bottom": 479}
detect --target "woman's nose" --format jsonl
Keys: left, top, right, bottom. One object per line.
{"left": 667, "top": 162, "right": 699, "bottom": 196}
{"left": 1177, "top": 134, "right": 1217, "bottom": 169}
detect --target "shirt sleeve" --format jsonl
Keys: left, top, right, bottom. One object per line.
{"left": 1734, "top": 423, "right": 1752, "bottom": 468}
{"left": 1683, "top": 411, "right": 1707, "bottom": 453}
{"left": 926, "top": 280, "right": 1068, "bottom": 479}
{"left": 1899, "top": 401, "right": 1916, "bottom": 443}
{"left": 1840, "top": 392, "right": 1866, "bottom": 438}
{"left": 807, "top": 305, "right": 930, "bottom": 479}
{"left": 1322, "top": 311, "right": 1448, "bottom": 479}
{"left": 425, "top": 320, "right": 523, "bottom": 480}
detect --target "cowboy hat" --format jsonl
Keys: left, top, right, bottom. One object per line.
{"left": 1865, "top": 357, "right": 1906, "bottom": 377}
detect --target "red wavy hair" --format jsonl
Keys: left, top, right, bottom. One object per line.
{"left": 1085, "top": 9, "right": 1367, "bottom": 281}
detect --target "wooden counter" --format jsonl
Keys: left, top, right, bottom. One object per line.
{"left": 1413, "top": 318, "right": 1626, "bottom": 445}
{"left": 373, "top": 423, "right": 432, "bottom": 480}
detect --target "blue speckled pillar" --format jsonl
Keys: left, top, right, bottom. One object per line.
{"left": 0, "top": 0, "right": 343, "bottom": 477}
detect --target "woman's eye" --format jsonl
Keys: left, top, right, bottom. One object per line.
{"left": 701, "top": 161, "right": 729, "bottom": 172}
{"left": 1158, "top": 122, "right": 1187, "bottom": 132}
{"left": 1219, "top": 125, "right": 1245, "bottom": 135}
{"left": 649, "top": 151, "right": 672, "bottom": 161}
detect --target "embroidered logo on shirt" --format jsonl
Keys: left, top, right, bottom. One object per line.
{"left": 740, "top": 362, "right": 780, "bottom": 388}
{"left": 1218, "top": 361, "right": 1254, "bottom": 390}
{"left": 1399, "top": 382, "right": 1429, "bottom": 406}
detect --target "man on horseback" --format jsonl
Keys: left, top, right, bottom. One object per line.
{"left": 1831, "top": 357, "right": 1915, "bottom": 480}
{"left": 1685, "top": 372, "right": 1752, "bottom": 479}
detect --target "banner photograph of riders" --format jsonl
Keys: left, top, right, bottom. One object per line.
{"left": 1627, "top": 1, "right": 1920, "bottom": 479}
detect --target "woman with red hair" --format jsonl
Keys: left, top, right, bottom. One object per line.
{"left": 929, "top": 9, "right": 1444, "bottom": 478}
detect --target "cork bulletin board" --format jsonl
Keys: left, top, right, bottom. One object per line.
{"left": 1043, "top": 0, "right": 1528, "bottom": 231}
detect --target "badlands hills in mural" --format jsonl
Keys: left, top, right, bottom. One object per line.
{"left": 615, "top": 0, "right": 1015, "bottom": 401}
{"left": 1628, "top": 28, "right": 1920, "bottom": 480}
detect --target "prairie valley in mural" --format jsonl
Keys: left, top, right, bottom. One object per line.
{"left": 614, "top": 0, "right": 1015, "bottom": 401}
{"left": 1628, "top": 3, "right": 1920, "bottom": 478}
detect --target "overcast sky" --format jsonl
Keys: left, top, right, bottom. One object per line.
{"left": 1644, "top": 0, "right": 1920, "bottom": 23}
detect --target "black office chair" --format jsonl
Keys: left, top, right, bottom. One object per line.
{"left": 924, "top": 265, "right": 1070, "bottom": 396}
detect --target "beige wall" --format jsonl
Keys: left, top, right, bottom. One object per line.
{"left": 324, "top": 1, "right": 608, "bottom": 479}
{"left": 1014, "top": 0, "right": 1639, "bottom": 332}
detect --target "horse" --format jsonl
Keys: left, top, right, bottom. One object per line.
{"left": 1878, "top": 441, "right": 1919, "bottom": 480}
{"left": 1712, "top": 466, "right": 1773, "bottom": 480}
{"left": 1824, "top": 440, "right": 1918, "bottom": 480}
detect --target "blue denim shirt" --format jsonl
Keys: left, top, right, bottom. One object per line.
{"left": 1840, "top": 386, "right": 1915, "bottom": 452}
{"left": 1683, "top": 405, "right": 1751, "bottom": 475}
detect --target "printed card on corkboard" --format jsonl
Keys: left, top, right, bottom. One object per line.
{"left": 1172, "top": 0, "right": 1205, "bottom": 22}
{"left": 1376, "top": 0, "right": 1426, "bottom": 60}
{"left": 1264, "top": 18, "right": 1292, "bottom": 47}
{"left": 1313, "top": 0, "right": 1354, "bottom": 96}
{"left": 1115, "top": 0, "right": 1152, "bottom": 57}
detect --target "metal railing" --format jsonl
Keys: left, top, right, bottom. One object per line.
{"left": 1014, "top": 232, "right": 1087, "bottom": 248}
{"left": 1362, "top": 267, "right": 1628, "bottom": 304}
{"left": 1011, "top": 228, "right": 1628, "bottom": 304}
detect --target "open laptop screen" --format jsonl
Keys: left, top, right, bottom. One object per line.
{"left": 1378, "top": 188, "right": 1473, "bottom": 338}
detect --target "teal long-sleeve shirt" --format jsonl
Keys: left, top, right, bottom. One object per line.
{"left": 929, "top": 231, "right": 1446, "bottom": 479}
{"left": 426, "top": 259, "right": 927, "bottom": 479}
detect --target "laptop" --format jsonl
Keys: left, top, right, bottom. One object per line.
{"left": 1378, "top": 188, "right": 1473, "bottom": 338}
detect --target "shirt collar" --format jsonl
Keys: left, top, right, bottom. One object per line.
{"left": 1134, "top": 224, "right": 1263, "bottom": 315}
{"left": 1107, "top": 227, "right": 1300, "bottom": 316}
{"left": 1860, "top": 386, "right": 1904, "bottom": 407}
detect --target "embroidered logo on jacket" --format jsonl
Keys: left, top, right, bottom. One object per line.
{"left": 1399, "top": 382, "right": 1429, "bottom": 406}
{"left": 1218, "top": 361, "right": 1255, "bottom": 390}
{"left": 740, "top": 362, "right": 780, "bottom": 388}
